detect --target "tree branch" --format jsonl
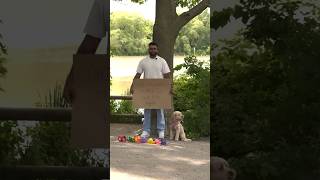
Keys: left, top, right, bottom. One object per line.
{"left": 172, "top": 0, "right": 178, "bottom": 17}
{"left": 155, "top": 0, "right": 178, "bottom": 22}
{"left": 176, "top": 0, "right": 209, "bottom": 29}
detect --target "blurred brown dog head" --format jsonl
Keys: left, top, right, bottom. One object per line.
{"left": 211, "top": 156, "right": 236, "bottom": 180}
{"left": 171, "top": 111, "right": 184, "bottom": 123}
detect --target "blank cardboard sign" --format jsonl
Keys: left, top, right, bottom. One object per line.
{"left": 71, "top": 54, "right": 109, "bottom": 149}
{"left": 132, "top": 79, "right": 172, "bottom": 109}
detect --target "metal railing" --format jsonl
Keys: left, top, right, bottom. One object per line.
{"left": 0, "top": 96, "right": 143, "bottom": 123}
{"left": 0, "top": 96, "right": 136, "bottom": 180}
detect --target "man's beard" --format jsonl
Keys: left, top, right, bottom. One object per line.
{"left": 149, "top": 52, "right": 157, "bottom": 56}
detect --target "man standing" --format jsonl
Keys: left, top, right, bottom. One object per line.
{"left": 62, "top": 0, "right": 109, "bottom": 170}
{"left": 130, "top": 42, "right": 171, "bottom": 139}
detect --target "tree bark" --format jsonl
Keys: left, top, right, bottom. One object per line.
{"left": 152, "top": 0, "right": 209, "bottom": 137}
{"left": 153, "top": 0, "right": 178, "bottom": 70}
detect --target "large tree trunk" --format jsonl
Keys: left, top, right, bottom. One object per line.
{"left": 152, "top": 0, "right": 209, "bottom": 93}
{"left": 152, "top": 0, "right": 209, "bottom": 137}
{"left": 152, "top": 0, "right": 179, "bottom": 137}
{"left": 153, "top": 0, "right": 179, "bottom": 70}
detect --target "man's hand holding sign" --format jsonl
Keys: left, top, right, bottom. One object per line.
{"left": 132, "top": 79, "right": 172, "bottom": 109}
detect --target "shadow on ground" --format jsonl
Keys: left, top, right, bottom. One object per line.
{"left": 110, "top": 123, "right": 210, "bottom": 180}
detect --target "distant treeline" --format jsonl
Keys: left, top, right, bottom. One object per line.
{"left": 110, "top": 11, "right": 210, "bottom": 56}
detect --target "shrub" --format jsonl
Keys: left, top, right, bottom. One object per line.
{"left": 174, "top": 56, "right": 210, "bottom": 139}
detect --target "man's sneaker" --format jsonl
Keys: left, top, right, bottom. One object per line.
{"left": 141, "top": 131, "right": 150, "bottom": 138}
{"left": 158, "top": 130, "right": 165, "bottom": 139}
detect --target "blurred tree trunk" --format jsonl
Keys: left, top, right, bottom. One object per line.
{"left": 0, "top": 19, "right": 8, "bottom": 91}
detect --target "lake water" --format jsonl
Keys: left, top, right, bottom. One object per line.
{"left": 0, "top": 51, "right": 209, "bottom": 107}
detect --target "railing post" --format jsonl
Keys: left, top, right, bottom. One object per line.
{"left": 165, "top": 109, "right": 171, "bottom": 138}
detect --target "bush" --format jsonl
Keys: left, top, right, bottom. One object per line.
{"left": 112, "top": 89, "right": 140, "bottom": 115}
{"left": 212, "top": 34, "right": 320, "bottom": 179}
{"left": 173, "top": 56, "right": 210, "bottom": 139}
{"left": 0, "top": 121, "right": 23, "bottom": 165}
{"left": 212, "top": 1, "right": 320, "bottom": 178}
{"left": 21, "top": 83, "right": 105, "bottom": 166}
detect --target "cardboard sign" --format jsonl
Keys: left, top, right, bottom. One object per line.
{"left": 71, "top": 54, "right": 109, "bottom": 149}
{"left": 132, "top": 79, "right": 172, "bottom": 109}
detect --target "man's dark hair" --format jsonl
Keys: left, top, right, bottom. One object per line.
{"left": 148, "top": 42, "right": 158, "bottom": 47}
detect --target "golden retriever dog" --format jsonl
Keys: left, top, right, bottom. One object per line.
{"left": 211, "top": 156, "right": 236, "bottom": 180}
{"left": 169, "top": 111, "right": 191, "bottom": 141}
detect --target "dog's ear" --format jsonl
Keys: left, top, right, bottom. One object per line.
{"left": 171, "top": 112, "right": 175, "bottom": 121}
{"left": 180, "top": 112, "right": 184, "bottom": 122}
{"left": 228, "top": 169, "right": 236, "bottom": 180}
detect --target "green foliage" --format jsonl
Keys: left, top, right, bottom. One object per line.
{"left": 113, "top": 89, "right": 140, "bottom": 114}
{"left": 128, "top": 0, "right": 203, "bottom": 9}
{"left": 110, "top": 12, "right": 153, "bottom": 56}
{"left": 212, "top": 1, "right": 320, "bottom": 179}
{"left": 174, "top": 56, "right": 210, "bottom": 138}
{"left": 110, "top": 99, "right": 117, "bottom": 113}
{"left": 175, "top": 10, "right": 210, "bottom": 56}
{"left": 22, "top": 83, "right": 104, "bottom": 166}
{"left": 21, "top": 122, "right": 98, "bottom": 166}
{"left": 0, "top": 20, "right": 19, "bottom": 165}
{"left": 210, "top": 7, "right": 235, "bottom": 29}
{"left": 115, "top": 100, "right": 137, "bottom": 114}
{"left": 0, "top": 121, "right": 23, "bottom": 165}
{"left": 111, "top": 11, "right": 209, "bottom": 56}
{"left": 128, "top": 0, "right": 145, "bottom": 4}
{"left": 35, "top": 83, "right": 70, "bottom": 108}
{"left": 177, "top": 0, "right": 203, "bottom": 8}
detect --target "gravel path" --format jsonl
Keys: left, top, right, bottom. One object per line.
{"left": 110, "top": 123, "right": 210, "bottom": 180}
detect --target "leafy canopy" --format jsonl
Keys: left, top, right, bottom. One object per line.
{"left": 212, "top": 1, "right": 320, "bottom": 179}
{"left": 128, "top": 0, "right": 204, "bottom": 8}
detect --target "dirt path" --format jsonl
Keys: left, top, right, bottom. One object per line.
{"left": 110, "top": 123, "right": 210, "bottom": 180}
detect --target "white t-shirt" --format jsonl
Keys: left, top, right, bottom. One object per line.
{"left": 83, "top": 0, "right": 108, "bottom": 39}
{"left": 136, "top": 55, "right": 171, "bottom": 79}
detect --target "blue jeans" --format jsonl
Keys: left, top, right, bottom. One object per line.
{"left": 143, "top": 109, "right": 165, "bottom": 132}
